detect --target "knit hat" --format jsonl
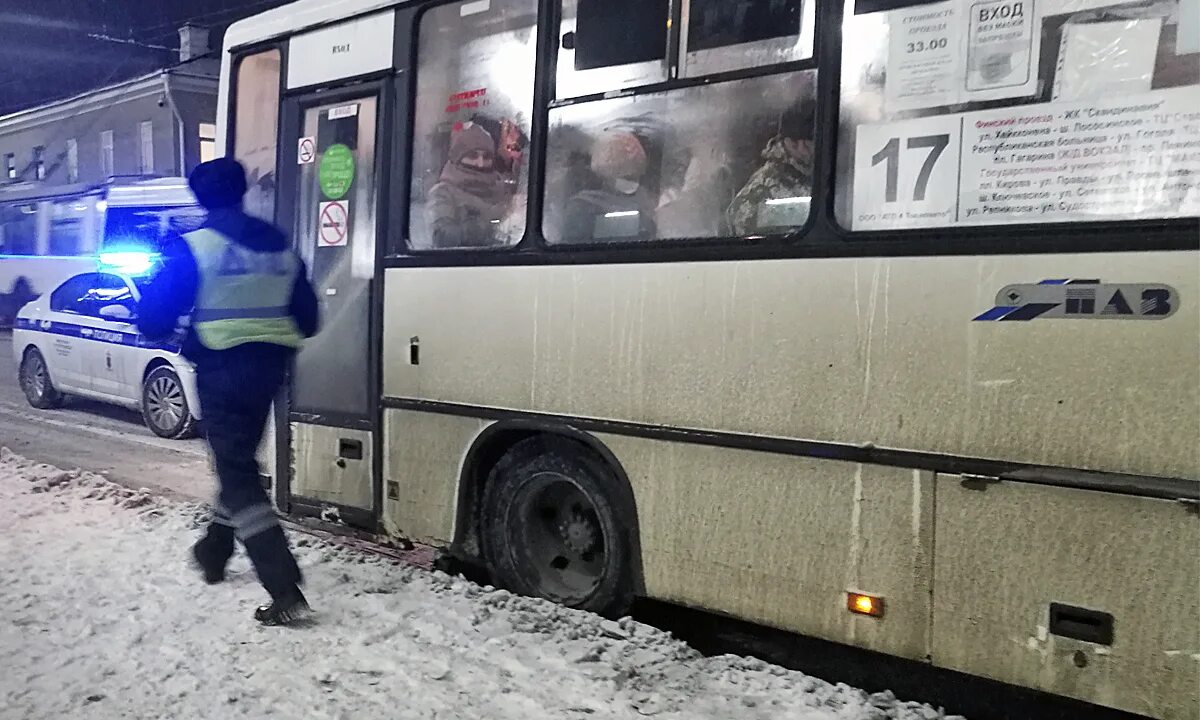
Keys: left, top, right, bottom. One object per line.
{"left": 188, "top": 157, "right": 248, "bottom": 210}
{"left": 590, "top": 131, "right": 647, "bottom": 182}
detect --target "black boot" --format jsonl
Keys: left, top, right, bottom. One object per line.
{"left": 191, "top": 523, "right": 235, "bottom": 584}
{"left": 242, "top": 524, "right": 307, "bottom": 625}
{"left": 254, "top": 588, "right": 310, "bottom": 626}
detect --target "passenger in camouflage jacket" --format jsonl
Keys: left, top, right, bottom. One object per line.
{"left": 727, "top": 103, "right": 815, "bottom": 236}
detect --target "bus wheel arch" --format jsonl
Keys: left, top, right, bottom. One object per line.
{"left": 458, "top": 422, "right": 645, "bottom": 616}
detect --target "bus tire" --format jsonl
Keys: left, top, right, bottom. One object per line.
{"left": 19, "top": 348, "right": 65, "bottom": 409}
{"left": 141, "top": 365, "right": 197, "bottom": 440}
{"left": 481, "top": 436, "right": 635, "bottom": 618}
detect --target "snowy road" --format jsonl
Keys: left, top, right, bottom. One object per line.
{"left": 0, "top": 332, "right": 212, "bottom": 501}
{"left": 0, "top": 451, "right": 963, "bottom": 720}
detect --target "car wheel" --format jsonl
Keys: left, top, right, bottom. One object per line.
{"left": 141, "top": 365, "right": 197, "bottom": 439}
{"left": 481, "top": 436, "right": 636, "bottom": 618}
{"left": 19, "top": 348, "right": 65, "bottom": 409}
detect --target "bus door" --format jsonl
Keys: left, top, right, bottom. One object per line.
{"left": 277, "top": 88, "right": 385, "bottom": 530}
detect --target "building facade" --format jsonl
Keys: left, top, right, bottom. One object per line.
{"left": 0, "top": 62, "right": 218, "bottom": 190}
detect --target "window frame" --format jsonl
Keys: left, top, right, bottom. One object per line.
{"left": 536, "top": 0, "right": 824, "bottom": 252}
{"left": 391, "top": 0, "right": 825, "bottom": 259}
{"left": 334, "top": 0, "right": 1192, "bottom": 267}
{"left": 32, "top": 146, "right": 46, "bottom": 181}
{"left": 826, "top": 0, "right": 1200, "bottom": 249}
{"left": 99, "top": 130, "right": 115, "bottom": 178}
{"left": 401, "top": 0, "right": 542, "bottom": 255}
{"left": 138, "top": 120, "right": 155, "bottom": 175}
{"left": 66, "top": 139, "right": 79, "bottom": 183}
{"left": 226, "top": 44, "right": 287, "bottom": 224}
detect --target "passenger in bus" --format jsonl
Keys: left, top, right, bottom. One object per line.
{"left": 562, "top": 130, "right": 656, "bottom": 243}
{"left": 427, "top": 122, "right": 514, "bottom": 248}
{"left": 470, "top": 114, "right": 528, "bottom": 181}
{"left": 656, "top": 146, "right": 732, "bottom": 238}
{"left": 727, "top": 101, "right": 814, "bottom": 235}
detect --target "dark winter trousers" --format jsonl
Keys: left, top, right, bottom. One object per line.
{"left": 193, "top": 345, "right": 302, "bottom": 601}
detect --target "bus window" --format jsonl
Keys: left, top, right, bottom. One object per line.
{"left": 233, "top": 49, "right": 282, "bottom": 222}
{"left": 102, "top": 205, "right": 205, "bottom": 255}
{"left": 544, "top": 71, "right": 817, "bottom": 244}
{"left": 0, "top": 203, "right": 40, "bottom": 256}
{"left": 49, "top": 198, "right": 95, "bottom": 256}
{"left": 556, "top": 0, "right": 670, "bottom": 99}
{"left": 680, "top": 0, "right": 816, "bottom": 77}
{"left": 408, "top": 0, "right": 537, "bottom": 251}
{"left": 836, "top": 0, "right": 1200, "bottom": 231}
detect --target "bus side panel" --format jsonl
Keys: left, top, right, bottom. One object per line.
{"left": 289, "top": 423, "right": 373, "bottom": 510}
{"left": 932, "top": 476, "right": 1200, "bottom": 720}
{"left": 382, "top": 252, "right": 1199, "bottom": 482}
{"left": 597, "top": 435, "right": 936, "bottom": 662}
{"left": 381, "top": 409, "right": 484, "bottom": 545}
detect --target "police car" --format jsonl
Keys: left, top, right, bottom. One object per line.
{"left": 13, "top": 258, "right": 201, "bottom": 440}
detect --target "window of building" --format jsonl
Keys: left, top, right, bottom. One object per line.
{"left": 234, "top": 50, "right": 282, "bottom": 221}
{"left": 556, "top": 0, "right": 669, "bottom": 98}
{"left": 3, "top": 154, "right": 15, "bottom": 181}
{"left": 99, "top": 130, "right": 114, "bottom": 177}
{"left": 835, "top": 0, "right": 1200, "bottom": 231}
{"left": 543, "top": 71, "right": 817, "bottom": 244}
{"left": 32, "top": 146, "right": 46, "bottom": 180}
{"left": 407, "top": 0, "right": 538, "bottom": 251}
{"left": 139, "top": 121, "right": 155, "bottom": 174}
{"left": 66, "top": 139, "right": 79, "bottom": 183}
{"left": 199, "top": 122, "right": 217, "bottom": 163}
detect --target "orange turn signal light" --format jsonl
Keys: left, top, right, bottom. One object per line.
{"left": 848, "top": 592, "right": 885, "bottom": 618}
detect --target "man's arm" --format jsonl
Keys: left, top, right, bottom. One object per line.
{"left": 289, "top": 259, "right": 319, "bottom": 339}
{"left": 137, "top": 236, "right": 198, "bottom": 341}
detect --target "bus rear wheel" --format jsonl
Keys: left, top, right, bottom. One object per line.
{"left": 481, "top": 437, "right": 635, "bottom": 618}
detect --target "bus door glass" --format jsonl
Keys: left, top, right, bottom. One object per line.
{"left": 291, "top": 95, "right": 380, "bottom": 420}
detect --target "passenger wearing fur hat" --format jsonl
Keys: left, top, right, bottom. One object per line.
{"left": 561, "top": 130, "right": 657, "bottom": 243}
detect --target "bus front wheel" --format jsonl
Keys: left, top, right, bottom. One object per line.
{"left": 481, "top": 437, "right": 635, "bottom": 618}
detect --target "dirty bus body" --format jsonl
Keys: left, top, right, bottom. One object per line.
{"left": 221, "top": 0, "right": 1199, "bottom": 716}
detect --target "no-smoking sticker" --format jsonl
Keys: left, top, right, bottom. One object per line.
{"left": 318, "top": 201, "right": 349, "bottom": 247}
{"left": 298, "top": 137, "right": 316, "bottom": 165}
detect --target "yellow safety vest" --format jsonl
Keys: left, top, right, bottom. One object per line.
{"left": 183, "top": 228, "right": 304, "bottom": 351}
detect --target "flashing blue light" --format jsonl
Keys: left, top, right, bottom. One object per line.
{"left": 98, "top": 250, "right": 156, "bottom": 276}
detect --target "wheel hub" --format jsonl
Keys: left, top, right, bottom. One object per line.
{"left": 558, "top": 509, "right": 598, "bottom": 556}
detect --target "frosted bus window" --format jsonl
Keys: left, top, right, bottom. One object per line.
{"left": 836, "top": 0, "right": 1200, "bottom": 231}
{"left": 556, "top": 0, "right": 669, "bottom": 99}
{"left": 544, "top": 71, "right": 817, "bottom": 244}
{"left": 233, "top": 50, "right": 281, "bottom": 222}
{"left": 680, "top": 0, "right": 815, "bottom": 77}
{"left": 408, "top": 0, "right": 537, "bottom": 251}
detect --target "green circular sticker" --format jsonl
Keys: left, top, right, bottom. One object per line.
{"left": 319, "top": 143, "right": 355, "bottom": 199}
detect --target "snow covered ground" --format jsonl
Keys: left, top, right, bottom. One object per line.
{"left": 0, "top": 449, "right": 965, "bottom": 720}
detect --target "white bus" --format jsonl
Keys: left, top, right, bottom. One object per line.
{"left": 219, "top": 0, "right": 1199, "bottom": 716}
{"left": 0, "top": 177, "right": 203, "bottom": 326}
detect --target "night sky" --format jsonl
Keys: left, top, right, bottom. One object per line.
{"left": 0, "top": 0, "right": 294, "bottom": 115}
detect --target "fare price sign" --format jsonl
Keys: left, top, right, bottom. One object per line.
{"left": 853, "top": 115, "right": 962, "bottom": 230}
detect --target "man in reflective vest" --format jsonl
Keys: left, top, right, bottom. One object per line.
{"left": 139, "top": 158, "right": 319, "bottom": 626}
